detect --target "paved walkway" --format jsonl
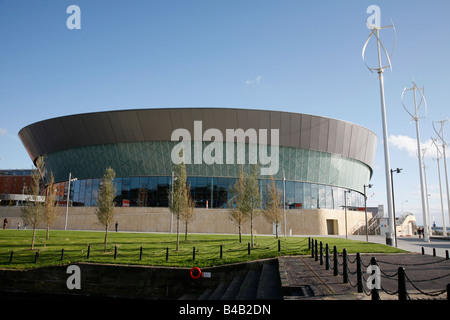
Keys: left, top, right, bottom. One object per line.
{"left": 311, "top": 234, "right": 450, "bottom": 258}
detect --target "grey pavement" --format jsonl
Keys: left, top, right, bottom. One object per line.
{"left": 310, "top": 234, "right": 450, "bottom": 258}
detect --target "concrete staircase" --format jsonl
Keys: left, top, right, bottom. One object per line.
{"left": 178, "top": 262, "right": 282, "bottom": 300}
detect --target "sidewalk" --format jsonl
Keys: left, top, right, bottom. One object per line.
{"left": 318, "top": 234, "right": 450, "bottom": 258}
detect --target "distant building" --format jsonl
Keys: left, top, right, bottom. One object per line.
{"left": 0, "top": 170, "right": 34, "bottom": 206}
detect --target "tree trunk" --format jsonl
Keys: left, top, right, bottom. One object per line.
{"left": 250, "top": 212, "right": 254, "bottom": 247}
{"left": 46, "top": 225, "right": 50, "bottom": 240}
{"left": 184, "top": 221, "right": 188, "bottom": 241}
{"left": 275, "top": 222, "right": 278, "bottom": 239}
{"left": 176, "top": 215, "right": 180, "bottom": 251}
{"left": 104, "top": 224, "right": 108, "bottom": 252}
{"left": 31, "top": 227, "right": 36, "bottom": 250}
{"left": 239, "top": 224, "right": 242, "bottom": 243}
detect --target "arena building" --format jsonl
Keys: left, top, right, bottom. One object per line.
{"left": 12, "top": 108, "right": 378, "bottom": 235}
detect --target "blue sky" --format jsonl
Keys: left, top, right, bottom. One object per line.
{"left": 1, "top": 0, "right": 450, "bottom": 228}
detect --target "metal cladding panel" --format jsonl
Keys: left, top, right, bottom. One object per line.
{"left": 327, "top": 119, "right": 338, "bottom": 155}
{"left": 280, "top": 112, "right": 291, "bottom": 147}
{"left": 334, "top": 120, "right": 345, "bottom": 155}
{"left": 318, "top": 118, "right": 329, "bottom": 152}
{"left": 236, "top": 109, "right": 249, "bottom": 131}
{"left": 41, "top": 118, "right": 66, "bottom": 152}
{"left": 18, "top": 127, "right": 38, "bottom": 162}
{"left": 355, "top": 127, "right": 368, "bottom": 161}
{"left": 247, "top": 109, "right": 259, "bottom": 134}
{"left": 18, "top": 107, "right": 378, "bottom": 169}
{"left": 309, "top": 116, "right": 321, "bottom": 151}
{"left": 127, "top": 111, "right": 145, "bottom": 142}
{"left": 289, "top": 113, "right": 301, "bottom": 148}
{"left": 300, "top": 114, "right": 311, "bottom": 150}
{"left": 258, "top": 111, "right": 270, "bottom": 144}
{"left": 107, "top": 112, "right": 127, "bottom": 143}
{"left": 342, "top": 122, "right": 353, "bottom": 158}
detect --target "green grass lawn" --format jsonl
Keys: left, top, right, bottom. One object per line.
{"left": 0, "top": 230, "right": 406, "bottom": 269}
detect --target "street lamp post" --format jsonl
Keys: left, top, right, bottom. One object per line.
{"left": 64, "top": 172, "right": 77, "bottom": 231}
{"left": 344, "top": 190, "right": 351, "bottom": 239}
{"left": 432, "top": 138, "right": 447, "bottom": 236}
{"left": 390, "top": 168, "right": 402, "bottom": 247}
{"left": 362, "top": 11, "right": 397, "bottom": 246}
{"left": 364, "top": 184, "right": 373, "bottom": 242}
{"left": 401, "top": 81, "right": 429, "bottom": 242}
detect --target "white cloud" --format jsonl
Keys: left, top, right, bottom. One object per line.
{"left": 245, "top": 76, "right": 262, "bottom": 86}
{"left": 389, "top": 134, "right": 438, "bottom": 159}
{"left": 0, "top": 128, "right": 7, "bottom": 136}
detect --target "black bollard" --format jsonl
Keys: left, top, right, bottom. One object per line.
{"left": 166, "top": 247, "right": 169, "bottom": 261}
{"left": 333, "top": 246, "right": 338, "bottom": 276}
{"left": 356, "top": 253, "right": 363, "bottom": 293}
{"left": 325, "top": 244, "right": 330, "bottom": 270}
{"left": 9, "top": 251, "right": 13, "bottom": 264}
{"left": 278, "top": 239, "right": 281, "bottom": 252}
{"left": 433, "top": 248, "right": 436, "bottom": 257}
{"left": 311, "top": 238, "right": 315, "bottom": 258}
{"left": 314, "top": 240, "right": 318, "bottom": 262}
{"left": 34, "top": 251, "right": 39, "bottom": 263}
{"left": 248, "top": 242, "right": 251, "bottom": 255}
{"left": 114, "top": 245, "right": 118, "bottom": 259}
{"left": 342, "top": 249, "right": 348, "bottom": 283}
{"left": 319, "top": 242, "right": 323, "bottom": 265}
{"left": 193, "top": 247, "right": 196, "bottom": 261}
{"left": 398, "top": 267, "right": 407, "bottom": 300}
{"left": 220, "top": 245, "right": 223, "bottom": 259}
{"left": 139, "top": 246, "right": 143, "bottom": 260}
{"left": 370, "top": 257, "right": 380, "bottom": 300}
{"left": 422, "top": 247, "right": 425, "bottom": 255}
{"left": 446, "top": 250, "right": 449, "bottom": 260}
{"left": 61, "top": 248, "right": 64, "bottom": 261}
{"left": 308, "top": 237, "right": 311, "bottom": 250}
{"left": 87, "top": 245, "right": 91, "bottom": 259}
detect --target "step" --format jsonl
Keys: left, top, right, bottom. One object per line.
{"left": 221, "top": 275, "right": 245, "bottom": 300}
{"left": 208, "top": 281, "right": 229, "bottom": 300}
{"left": 178, "top": 293, "right": 200, "bottom": 300}
{"left": 236, "top": 270, "right": 260, "bottom": 300}
{"left": 256, "top": 262, "right": 283, "bottom": 300}
{"left": 197, "top": 288, "right": 214, "bottom": 300}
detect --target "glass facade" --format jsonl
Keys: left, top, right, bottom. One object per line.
{"left": 46, "top": 140, "right": 371, "bottom": 210}
{"left": 58, "top": 176, "right": 365, "bottom": 210}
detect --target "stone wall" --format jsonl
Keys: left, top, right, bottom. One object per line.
{"left": 0, "top": 206, "right": 367, "bottom": 236}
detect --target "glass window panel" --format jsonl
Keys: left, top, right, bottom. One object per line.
{"left": 294, "top": 182, "right": 303, "bottom": 209}
{"left": 286, "top": 181, "right": 295, "bottom": 209}
{"left": 318, "top": 184, "right": 326, "bottom": 209}
{"left": 303, "top": 183, "right": 311, "bottom": 209}
{"left": 310, "top": 184, "right": 318, "bottom": 209}
{"left": 157, "top": 176, "right": 169, "bottom": 207}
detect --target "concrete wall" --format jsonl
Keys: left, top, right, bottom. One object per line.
{"left": 0, "top": 206, "right": 367, "bottom": 236}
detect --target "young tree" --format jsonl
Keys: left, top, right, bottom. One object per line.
{"left": 169, "top": 152, "right": 188, "bottom": 250}
{"left": 228, "top": 168, "right": 249, "bottom": 243}
{"left": 180, "top": 185, "right": 195, "bottom": 241}
{"left": 95, "top": 167, "right": 117, "bottom": 252}
{"left": 246, "top": 165, "right": 261, "bottom": 247}
{"left": 262, "top": 176, "right": 284, "bottom": 239}
{"left": 20, "top": 157, "right": 45, "bottom": 250}
{"left": 42, "top": 173, "right": 58, "bottom": 240}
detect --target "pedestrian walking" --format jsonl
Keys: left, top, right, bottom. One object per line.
{"left": 418, "top": 228, "right": 422, "bottom": 238}
{"left": 17, "top": 222, "right": 20, "bottom": 230}
{"left": 3, "top": 218, "right": 7, "bottom": 230}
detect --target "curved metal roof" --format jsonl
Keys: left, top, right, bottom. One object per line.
{"left": 18, "top": 108, "right": 377, "bottom": 168}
